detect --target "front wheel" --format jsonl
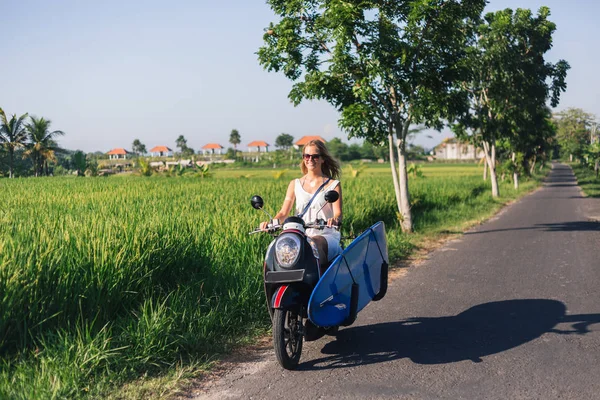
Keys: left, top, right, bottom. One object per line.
{"left": 273, "top": 308, "right": 303, "bottom": 370}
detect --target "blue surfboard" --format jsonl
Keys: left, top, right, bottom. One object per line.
{"left": 308, "top": 221, "right": 388, "bottom": 327}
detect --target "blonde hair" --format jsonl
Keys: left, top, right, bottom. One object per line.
{"left": 300, "top": 139, "right": 341, "bottom": 180}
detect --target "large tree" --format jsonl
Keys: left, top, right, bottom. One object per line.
{"left": 175, "top": 135, "right": 187, "bottom": 152}
{"left": 521, "top": 107, "right": 557, "bottom": 177}
{"left": 71, "top": 150, "right": 87, "bottom": 176}
{"left": 24, "top": 116, "right": 65, "bottom": 177}
{"left": 132, "top": 139, "right": 147, "bottom": 156}
{"left": 229, "top": 129, "right": 241, "bottom": 150}
{"left": 454, "top": 7, "right": 569, "bottom": 197}
{"left": 275, "top": 133, "right": 294, "bottom": 150}
{"left": 258, "top": 0, "right": 486, "bottom": 232}
{"left": 0, "top": 108, "right": 29, "bottom": 178}
{"left": 553, "top": 108, "right": 595, "bottom": 162}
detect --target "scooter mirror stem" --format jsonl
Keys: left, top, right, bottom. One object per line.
{"left": 259, "top": 208, "right": 274, "bottom": 222}
{"left": 314, "top": 190, "right": 339, "bottom": 219}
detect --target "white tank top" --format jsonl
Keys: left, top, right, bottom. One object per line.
{"left": 294, "top": 178, "right": 341, "bottom": 256}
{"left": 294, "top": 178, "right": 340, "bottom": 223}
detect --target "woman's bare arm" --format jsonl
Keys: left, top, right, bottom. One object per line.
{"left": 328, "top": 183, "right": 342, "bottom": 227}
{"left": 260, "top": 180, "right": 295, "bottom": 230}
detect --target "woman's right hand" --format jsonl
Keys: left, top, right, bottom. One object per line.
{"left": 260, "top": 219, "right": 280, "bottom": 231}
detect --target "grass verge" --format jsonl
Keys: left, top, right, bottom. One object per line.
{"left": 570, "top": 163, "right": 600, "bottom": 197}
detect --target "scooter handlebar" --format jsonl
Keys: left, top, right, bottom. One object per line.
{"left": 249, "top": 219, "right": 339, "bottom": 235}
{"left": 248, "top": 225, "right": 282, "bottom": 235}
{"left": 305, "top": 222, "right": 340, "bottom": 231}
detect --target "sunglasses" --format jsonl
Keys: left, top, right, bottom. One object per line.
{"left": 303, "top": 153, "right": 321, "bottom": 161}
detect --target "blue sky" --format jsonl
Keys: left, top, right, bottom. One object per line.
{"left": 2, "top": 0, "right": 597, "bottom": 153}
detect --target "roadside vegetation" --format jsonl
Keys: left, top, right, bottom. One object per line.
{"left": 570, "top": 163, "right": 600, "bottom": 198}
{"left": 0, "top": 164, "right": 546, "bottom": 399}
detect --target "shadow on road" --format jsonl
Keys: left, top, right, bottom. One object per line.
{"left": 299, "top": 299, "right": 600, "bottom": 370}
{"left": 544, "top": 183, "right": 578, "bottom": 187}
{"left": 465, "top": 221, "right": 600, "bottom": 235}
{"left": 539, "top": 222, "right": 600, "bottom": 231}
{"left": 544, "top": 176, "right": 577, "bottom": 185}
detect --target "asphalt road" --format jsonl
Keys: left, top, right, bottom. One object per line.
{"left": 194, "top": 163, "right": 600, "bottom": 400}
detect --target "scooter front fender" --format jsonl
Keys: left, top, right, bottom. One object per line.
{"left": 270, "top": 285, "right": 306, "bottom": 310}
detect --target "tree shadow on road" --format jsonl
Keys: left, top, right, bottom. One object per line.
{"left": 299, "top": 299, "right": 600, "bottom": 370}
{"left": 544, "top": 183, "right": 578, "bottom": 187}
{"left": 464, "top": 221, "right": 600, "bottom": 235}
{"left": 539, "top": 221, "right": 600, "bottom": 231}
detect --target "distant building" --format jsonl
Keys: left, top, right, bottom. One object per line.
{"left": 149, "top": 146, "right": 173, "bottom": 157}
{"left": 294, "top": 135, "right": 326, "bottom": 150}
{"left": 166, "top": 159, "right": 193, "bottom": 168}
{"left": 149, "top": 161, "right": 165, "bottom": 168}
{"left": 201, "top": 143, "right": 224, "bottom": 155}
{"left": 106, "top": 148, "right": 132, "bottom": 160}
{"left": 433, "top": 138, "right": 484, "bottom": 160}
{"left": 247, "top": 140, "right": 270, "bottom": 152}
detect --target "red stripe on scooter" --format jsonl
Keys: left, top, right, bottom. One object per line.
{"left": 274, "top": 285, "right": 288, "bottom": 308}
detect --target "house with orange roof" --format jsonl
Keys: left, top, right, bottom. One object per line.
{"left": 201, "top": 143, "right": 224, "bottom": 155}
{"left": 294, "top": 135, "right": 326, "bottom": 149}
{"left": 149, "top": 145, "right": 173, "bottom": 157}
{"left": 106, "top": 148, "right": 132, "bottom": 160}
{"left": 247, "top": 140, "right": 270, "bottom": 153}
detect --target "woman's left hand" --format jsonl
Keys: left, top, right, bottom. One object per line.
{"left": 327, "top": 217, "right": 341, "bottom": 227}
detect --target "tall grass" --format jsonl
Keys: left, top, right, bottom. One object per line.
{"left": 0, "top": 167, "right": 541, "bottom": 398}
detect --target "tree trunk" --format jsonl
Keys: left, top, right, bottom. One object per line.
{"left": 482, "top": 140, "right": 499, "bottom": 197}
{"left": 9, "top": 150, "right": 14, "bottom": 179}
{"left": 529, "top": 155, "right": 537, "bottom": 175}
{"left": 569, "top": 154, "right": 573, "bottom": 162}
{"left": 395, "top": 123, "right": 413, "bottom": 233}
{"left": 512, "top": 152, "right": 519, "bottom": 190}
{"left": 33, "top": 154, "right": 38, "bottom": 177}
{"left": 483, "top": 157, "right": 488, "bottom": 181}
{"left": 388, "top": 132, "right": 403, "bottom": 220}
{"left": 595, "top": 159, "right": 599, "bottom": 178}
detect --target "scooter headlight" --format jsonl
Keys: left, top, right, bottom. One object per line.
{"left": 275, "top": 234, "right": 301, "bottom": 268}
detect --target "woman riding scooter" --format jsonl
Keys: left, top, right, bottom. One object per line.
{"left": 251, "top": 139, "right": 388, "bottom": 370}
{"left": 260, "top": 139, "right": 342, "bottom": 273}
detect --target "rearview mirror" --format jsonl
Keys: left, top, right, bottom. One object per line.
{"left": 324, "top": 190, "right": 339, "bottom": 203}
{"left": 250, "top": 195, "right": 264, "bottom": 210}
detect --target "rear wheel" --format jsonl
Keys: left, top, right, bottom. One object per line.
{"left": 273, "top": 309, "right": 303, "bottom": 370}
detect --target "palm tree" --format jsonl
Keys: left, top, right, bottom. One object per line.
{"left": 229, "top": 129, "right": 241, "bottom": 150}
{"left": 0, "top": 108, "right": 29, "bottom": 178}
{"left": 24, "top": 116, "right": 65, "bottom": 176}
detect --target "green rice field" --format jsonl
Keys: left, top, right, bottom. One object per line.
{"left": 0, "top": 163, "right": 542, "bottom": 398}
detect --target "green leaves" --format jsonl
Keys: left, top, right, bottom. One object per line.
{"left": 554, "top": 108, "right": 596, "bottom": 160}
{"left": 456, "top": 7, "right": 570, "bottom": 158}
{"left": 259, "top": 0, "right": 486, "bottom": 141}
